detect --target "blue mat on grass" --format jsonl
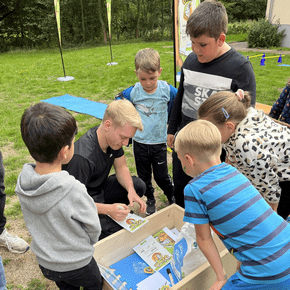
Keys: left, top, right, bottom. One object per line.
{"left": 42, "top": 94, "right": 107, "bottom": 119}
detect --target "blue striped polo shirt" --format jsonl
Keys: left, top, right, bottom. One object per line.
{"left": 183, "top": 162, "right": 290, "bottom": 285}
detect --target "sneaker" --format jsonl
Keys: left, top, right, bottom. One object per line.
{"left": 146, "top": 198, "right": 156, "bottom": 215}
{"left": 167, "top": 195, "right": 176, "bottom": 205}
{"left": 0, "top": 229, "right": 30, "bottom": 254}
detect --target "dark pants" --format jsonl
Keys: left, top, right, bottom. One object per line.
{"left": 172, "top": 151, "right": 192, "bottom": 208}
{"left": 0, "top": 152, "right": 6, "bottom": 234}
{"left": 172, "top": 149, "right": 227, "bottom": 208}
{"left": 96, "top": 174, "right": 146, "bottom": 240}
{"left": 133, "top": 141, "right": 173, "bottom": 200}
{"left": 39, "top": 258, "right": 103, "bottom": 290}
{"left": 277, "top": 181, "right": 290, "bottom": 220}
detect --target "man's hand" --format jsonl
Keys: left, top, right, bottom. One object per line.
{"left": 108, "top": 203, "right": 130, "bottom": 221}
{"left": 127, "top": 188, "right": 146, "bottom": 213}
{"left": 167, "top": 134, "right": 175, "bottom": 149}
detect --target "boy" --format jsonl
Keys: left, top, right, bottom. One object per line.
{"left": 174, "top": 120, "right": 290, "bottom": 290}
{"left": 116, "top": 48, "right": 175, "bottom": 215}
{"left": 167, "top": 0, "right": 256, "bottom": 208}
{"left": 16, "top": 103, "right": 103, "bottom": 290}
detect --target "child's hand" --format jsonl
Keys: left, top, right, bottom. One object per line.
{"left": 209, "top": 276, "right": 227, "bottom": 290}
{"left": 167, "top": 134, "right": 175, "bottom": 149}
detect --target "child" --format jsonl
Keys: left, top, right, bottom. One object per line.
{"left": 116, "top": 48, "right": 175, "bottom": 215}
{"left": 174, "top": 119, "right": 290, "bottom": 290}
{"left": 15, "top": 103, "right": 103, "bottom": 290}
{"left": 198, "top": 90, "right": 290, "bottom": 220}
{"left": 167, "top": 0, "right": 256, "bottom": 208}
{"left": 269, "top": 78, "right": 290, "bottom": 124}
{"left": 0, "top": 151, "right": 30, "bottom": 254}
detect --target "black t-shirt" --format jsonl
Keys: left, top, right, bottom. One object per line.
{"left": 63, "top": 125, "right": 124, "bottom": 202}
{"left": 168, "top": 47, "right": 256, "bottom": 134}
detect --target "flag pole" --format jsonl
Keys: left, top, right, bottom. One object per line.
{"left": 106, "top": 0, "right": 117, "bottom": 66}
{"left": 54, "top": 0, "right": 74, "bottom": 81}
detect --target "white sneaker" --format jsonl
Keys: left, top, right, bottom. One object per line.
{"left": 0, "top": 229, "right": 30, "bottom": 254}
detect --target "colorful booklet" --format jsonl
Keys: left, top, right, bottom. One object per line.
{"left": 133, "top": 235, "right": 172, "bottom": 272}
{"left": 109, "top": 252, "right": 179, "bottom": 290}
{"left": 153, "top": 227, "right": 177, "bottom": 255}
{"left": 110, "top": 212, "right": 148, "bottom": 233}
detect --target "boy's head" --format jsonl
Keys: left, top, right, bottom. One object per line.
{"left": 186, "top": 0, "right": 228, "bottom": 40}
{"left": 186, "top": 0, "right": 228, "bottom": 63}
{"left": 135, "top": 48, "right": 162, "bottom": 94}
{"left": 175, "top": 120, "right": 221, "bottom": 176}
{"left": 21, "top": 102, "right": 77, "bottom": 164}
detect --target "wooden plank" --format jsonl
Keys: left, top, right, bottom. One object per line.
{"left": 255, "top": 102, "right": 272, "bottom": 114}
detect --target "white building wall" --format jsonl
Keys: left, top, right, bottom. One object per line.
{"left": 266, "top": 0, "right": 290, "bottom": 47}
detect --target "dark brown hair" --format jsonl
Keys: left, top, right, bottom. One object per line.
{"left": 21, "top": 102, "right": 77, "bottom": 163}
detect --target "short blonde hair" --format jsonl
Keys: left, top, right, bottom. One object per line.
{"left": 135, "top": 48, "right": 160, "bottom": 73}
{"left": 102, "top": 100, "right": 143, "bottom": 131}
{"left": 198, "top": 91, "right": 251, "bottom": 125}
{"left": 175, "top": 120, "right": 221, "bottom": 162}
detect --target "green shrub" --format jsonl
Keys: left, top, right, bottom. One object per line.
{"left": 248, "top": 19, "right": 285, "bottom": 48}
{"left": 227, "top": 21, "right": 254, "bottom": 35}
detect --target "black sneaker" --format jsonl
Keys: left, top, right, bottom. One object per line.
{"left": 167, "top": 195, "right": 176, "bottom": 205}
{"left": 146, "top": 198, "right": 156, "bottom": 215}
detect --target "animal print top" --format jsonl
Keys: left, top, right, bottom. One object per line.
{"left": 224, "top": 107, "right": 290, "bottom": 204}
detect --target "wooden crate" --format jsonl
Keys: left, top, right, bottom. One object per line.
{"left": 94, "top": 204, "right": 237, "bottom": 290}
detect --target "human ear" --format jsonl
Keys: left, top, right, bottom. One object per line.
{"left": 104, "top": 119, "right": 113, "bottom": 131}
{"left": 226, "top": 121, "right": 236, "bottom": 134}
{"left": 184, "top": 153, "right": 194, "bottom": 166}
{"left": 158, "top": 68, "right": 163, "bottom": 76}
{"left": 218, "top": 33, "right": 226, "bottom": 46}
{"left": 59, "top": 145, "right": 69, "bottom": 160}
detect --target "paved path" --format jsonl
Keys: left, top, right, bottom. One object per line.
{"left": 229, "top": 42, "right": 290, "bottom": 55}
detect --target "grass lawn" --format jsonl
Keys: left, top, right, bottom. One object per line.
{"left": 0, "top": 39, "right": 290, "bottom": 288}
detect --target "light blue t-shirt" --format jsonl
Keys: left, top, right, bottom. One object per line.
{"left": 183, "top": 163, "right": 290, "bottom": 285}
{"left": 130, "top": 81, "right": 170, "bottom": 144}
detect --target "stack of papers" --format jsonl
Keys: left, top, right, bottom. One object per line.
{"left": 101, "top": 227, "right": 180, "bottom": 290}
{"left": 136, "top": 272, "right": 171, "bottom": 290}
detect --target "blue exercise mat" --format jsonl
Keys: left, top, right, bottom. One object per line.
{"left": 42, "top": 94, "right": 107, "bottom": 119}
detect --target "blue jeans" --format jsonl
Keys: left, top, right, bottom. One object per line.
{"left": 0, "top": 257, "right": 6, "bottom": 290}
{"left": 222, "top": 273, "right": 290, "bottom": 290}
{"left": 39, "top": 257, "right": 103, "bottom": 290}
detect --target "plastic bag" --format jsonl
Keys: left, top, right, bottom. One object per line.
{"left": 171, "top": 222, "right": 207, "bottom": 281}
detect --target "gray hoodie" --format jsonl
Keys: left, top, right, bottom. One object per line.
{"left": 15, "top": 163, "right": 101, "bottom": 272}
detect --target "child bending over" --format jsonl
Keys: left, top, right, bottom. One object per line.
{"left": 175, "top": 119, "right": 290, "bottom": 290}
{"left": 198, "top": 90, "right": 290, "bottom": 220}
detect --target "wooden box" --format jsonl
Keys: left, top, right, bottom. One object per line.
{"left": 94, "top": 204, "right": 236, "bottom": 290}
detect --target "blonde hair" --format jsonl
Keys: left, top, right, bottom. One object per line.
{"left": 175, "top": 120, "right": 221, "bottom": 162}
{"left": 102, "top": 100, "right": 143, "bottom": 131}
{"left": 186, "top": 0, "right": 228, "bottom": 40}
{"left": 135, "top": 48, "right": 160, "bottom": 73}
{"left": 198, "top": 91, "right": 252, "bottom": 125}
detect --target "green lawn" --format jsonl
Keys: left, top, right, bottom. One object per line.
{"left": 1, "top": 39, "right": 290, "bottom": 288}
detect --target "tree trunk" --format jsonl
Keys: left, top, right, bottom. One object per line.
{"left": 98, "top": 0, "right": 107, "bottom": 43}
{"left": 80, "top": 0, "right": 86, "bottom": 42}
{"left": 136, "top": 1, "right": 140, "bottom": 38}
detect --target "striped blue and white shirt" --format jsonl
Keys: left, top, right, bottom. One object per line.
{"left": 184, "top": 162, "right": 290, "bottom": 285}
